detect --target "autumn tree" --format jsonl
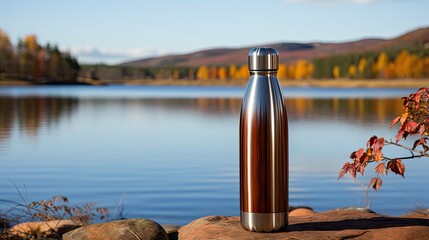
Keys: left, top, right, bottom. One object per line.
{"left": 0, "top": 30, "right": 14, "bottom": 76}
{"left": 347, "top": 65, "right": 357, "bottom": 78}
{"left": 374, "top": 52, "right": 389, "bottom": 78}
{"left": 333, "top": 65, "right": 340, "bottom": 79}
{"left": 394, "top": 50, "right": 416, "bottom": 78}
{"left": 339, "top": 88, "right": 429, "bottom": 206}
{"left": 288, "top": 64, "right": 296, "bottom": 79}
{"left": 228, "top": 65, "right": 237, "bottom": 80}
{"left": 0, "top": 31, "right": 80, "bottom": 83}
{"left": 218, "top": 66, "right": 227, "bottom": 80}
{"left": 209, "top": 66, "right": 218, "bottom": 79}
{"left": 277, "top": 64, "right": 287, "bottom": 80}
{"left": 196, "top": 65, "right": 209, "bottom": 80}
{"left": 293, "top": 60, "right": 313, "bottom": 80}
{"left": 235, "top": 65, "right": 248, "bottom": 80}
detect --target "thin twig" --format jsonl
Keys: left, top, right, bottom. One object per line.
{"left": 385, "top": 140, "right": 429, "bottom": 158}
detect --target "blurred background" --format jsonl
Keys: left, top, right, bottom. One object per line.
{"left": 0, "top": 0, "right": 428, "bottom": 226}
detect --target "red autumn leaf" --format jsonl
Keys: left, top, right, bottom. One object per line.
{"left": 396, "top": 128, "right": 404, "bottom": 143}
{"left": 368, "top": 177, "right": 383, "bottom": 191}
{"left": 390, "top": 116, "right": 401, "bottom": 129}
{"left": 403, "top": 131, "right": 410, "bottom": 140}
{"left": 367, "top": 135, "right": 378, "bottom": 147}
{"left": 419, "top": 124, "right": 425, "bottom": 138}
{"left": 401, "top": 97, "right": 409, "bottom": 108}
{"left": 415, "top": 93, "right": 422, "bottom": 104}
{"left": 386, "top": 160, "right": 393, "bottom": 175}
{"left": 413, "top": 139, "right": 421, "bottom": 150}
{"left": 356, "top": 148, "right": 364, "bottom": 159}
{"left": 359, "top": 163, "right": 366, "bottom": 176}
{"left": 405, "top": 121, "right": 418, "bottom": 133}
{"left": 349, "top": 151, "right": 357, "bottom": 159}
{"left": 373, "top": 138, "right": 384, "bottom": 152}
{"left": 396, "top": 126, "right": 409, "bottom": 142}
{"left": 389, "top": 159, "right": 406, "bottom": 178}
{"left": 348, "top": 165, "right": 357, "bottom": 179}
{"left": 415, "top": 88, "right": 428, "bottom": 104}
{"left": 373, "top": 151, "right": 383, "bottom": 162}
{"left": 423, "top": 145, "right": 429, "bottom": 153}
{"left": 400, "top": 112, "right": 409, "bottom": 125}
{"left": 375, "top": 163, "right": 385, "bottom": 176}
{"left": 338, "top": 162, "right": 350, "bottom": 180}
{"left": 359, "top": 154, "right": 369, "bottom": 165}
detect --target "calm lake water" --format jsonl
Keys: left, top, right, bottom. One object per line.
{"left": 0, "top": 86, "right": 428, "bottom": 225}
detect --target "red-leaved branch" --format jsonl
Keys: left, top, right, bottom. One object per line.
{"left": 338, "top": 87, "right": 429, "bottom": 192}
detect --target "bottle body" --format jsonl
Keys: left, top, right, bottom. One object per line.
{"left": 239, "top": 71, "right": 288, "bottom": 232}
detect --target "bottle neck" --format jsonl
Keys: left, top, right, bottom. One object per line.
{"left": 249, "top": 70, "right": 278, "bottom": 76}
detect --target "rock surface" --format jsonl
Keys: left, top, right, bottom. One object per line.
{"left": 178, "top": 209, "right": 429, "bottom": 240}
{"left": 63, "top": 218, "right": 168, "bottom": 240}
{"left": 161, "top": 224, "right": 180, "bottom": 240}
{"left": 289, "top": 207, "right": 316, "bottom": 216}
{"left": 7, "top": 220, "right": 82, "bottom": 239}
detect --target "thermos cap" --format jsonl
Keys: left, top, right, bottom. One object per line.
{"left": 248, "top": 47, "right": 279, "bottom": 71}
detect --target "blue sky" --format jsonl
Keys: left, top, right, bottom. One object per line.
{"left": 0, "top": 0, "right": 428, "bottom": 64}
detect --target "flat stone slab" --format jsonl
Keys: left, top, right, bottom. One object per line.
{"left": 178, "top": 209, "right": 429, "bottom": 239}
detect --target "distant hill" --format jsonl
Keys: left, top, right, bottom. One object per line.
{"left": 121, "top": 27, "right": 429, "bottom": 67}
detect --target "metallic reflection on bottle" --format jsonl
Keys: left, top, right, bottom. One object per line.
{"left": 240, "top": 47, "right": 288, "bottom": 232}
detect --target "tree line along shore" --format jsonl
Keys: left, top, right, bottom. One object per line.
{"left": 1, "top": 30, "right": 429, "bottom": 86}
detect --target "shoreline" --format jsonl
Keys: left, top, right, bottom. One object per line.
{"left": 1, "top": 78, "right": 428, "bottom": 88}
{"left": 123, "top": 78, "right": 428, "bottom": 88}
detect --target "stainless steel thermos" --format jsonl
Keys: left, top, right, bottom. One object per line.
{"left": 240, "top": 47, "right": 288, "bottom": 232}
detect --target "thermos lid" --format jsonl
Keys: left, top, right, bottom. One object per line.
{"left": 248, "top": 47, "right": 279, "bottom": 71}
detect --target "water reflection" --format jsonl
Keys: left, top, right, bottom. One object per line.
{"left": 0, "top": 97, "right": 78, "bottom": 145}
{"left": 0, "top": 97, "right": 403, "bottom": 148}
{"left": 1, "top": 91, "right": 427, "bottom": 223}
{"left": 286, "top": 98, "right": 403, "bottom": 123}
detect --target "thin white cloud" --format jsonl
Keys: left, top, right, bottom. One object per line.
{"left": 63, "top": 46, "right": 167, "bottom": 64}
{"left": 283, "top": 0, "right": 380, "bottom": 4}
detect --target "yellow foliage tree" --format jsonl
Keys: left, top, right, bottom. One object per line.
{"left": 348, "top": 65, "right": 357, "bottom": 78}
{"left": 294, "top": 60, "right": 313, "bottom": 80}
{"left": 0, "top": 30, "right": 12, "bottom": 49}
{"left": 218, "top": 66, "right": 227, "bottom": 80}
{"left": 384, "top": 62, "right": 396, "bottom": 78}
{"left": 374, "top": 52, "right": 389, "bottom": 78}
{"left": 288, "top": 64, "right": 296, "bottom": 80}
{"left": 333, "top": 65, "right": 340, "bottom": 79}
{"left": 228, "top": 65, "right": 237, "bottom": 79}
{"left": 278, "top": 64, "right": 288, "bottom": 80}
{"left": 235, "top": 65, "right": 248, "bottom": 80}
{"left": 358, "top": 58, "right": 366, "bottom": 76}
{"left": 394, "top": 50, "right": 418, "bottom": 78}
{"left": 24, "top": 34, "right": 38, "bottom": 51}
{"left": 196, "top": 65, "right": 209, "bottom": 80}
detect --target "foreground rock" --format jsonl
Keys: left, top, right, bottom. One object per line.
{"left": 161, "top": 224, "right": 180, "bottom": 240}
{"left": 289, "top": 207, "right": 316, "bottom": 216}
{"left": 178, "top": 209, "right": 429, "bottom": 240}
{"left": 63, "top": 218, "right": 168, "bottom": 240}
{"left": 7, "top": 220, "right": 82, "bottom": 239}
